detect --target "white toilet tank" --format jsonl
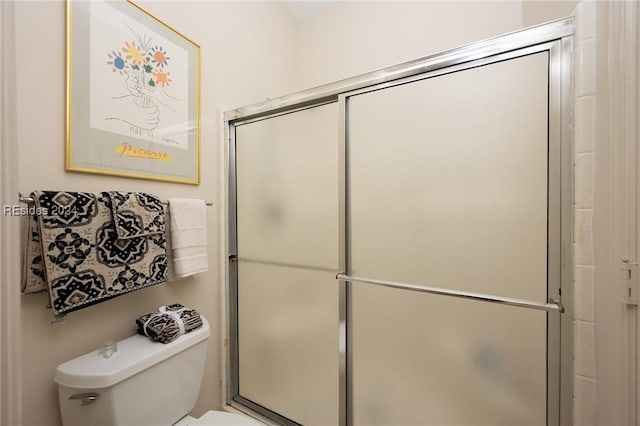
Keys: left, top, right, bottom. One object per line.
{"left": 54, "top": 317, "right": 210, "bottom": 426}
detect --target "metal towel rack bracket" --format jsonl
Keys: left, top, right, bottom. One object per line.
{"left": 336, "top": 273, "right": 564, "bottom": 313}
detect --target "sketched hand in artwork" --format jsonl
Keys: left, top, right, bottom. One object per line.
{"left": 105, "top": 94, "right": 160, "bottom": 136}
{"left": 146, "top": 86, "right": 180, "bottom": 112}
{"left": 126, "top": 69, "right": 179, "bottom": 112}
{"left": 125, "top": 69, "right": 143, "bottom": 97}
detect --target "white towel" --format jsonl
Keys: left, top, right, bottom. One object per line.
{"left": 168, "top": 198, "right": 209, "bottom": 278}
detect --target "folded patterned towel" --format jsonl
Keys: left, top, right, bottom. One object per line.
{"left": 106, "top": 192, "right": 165, "bottom": 239}
{"left": 136, "top": 304, "right": 203, "bottom": 344}
{"left": 21, "top": 191, "right": 168, "bottom": 316}
{"left": 22, "top": 214, "right": 47, "bottom": 294}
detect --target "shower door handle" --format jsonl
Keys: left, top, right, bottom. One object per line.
{"left": 336, "top": 273, "right": 564, "bottom": 313}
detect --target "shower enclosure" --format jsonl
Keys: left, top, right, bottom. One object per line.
{"left": 225, "top": 18, "right": 573, "bottom": 426}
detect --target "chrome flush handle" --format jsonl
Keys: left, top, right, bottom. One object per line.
{"left": 69, "top": 392, "right": 100, "bottom": 406}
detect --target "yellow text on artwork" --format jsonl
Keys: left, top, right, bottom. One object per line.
{"left": 116, "top": 143, "right": 172, "bottom": 162}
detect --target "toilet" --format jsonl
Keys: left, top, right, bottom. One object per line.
{"left": 54, "top": 317, "right": 262, "bottom": 426}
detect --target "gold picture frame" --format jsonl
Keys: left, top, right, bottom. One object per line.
{"left": 66, "top": 0, "right": 201, "bottom": 184}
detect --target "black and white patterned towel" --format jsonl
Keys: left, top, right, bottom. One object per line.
{"left": 106, "top": 192, "right": 165, "bottom": 239}
{"left": 136, "top": 303, "right": 203, "bottom": 344}
{"left": 21, "top": 191, "right": 168, "bottom": 316}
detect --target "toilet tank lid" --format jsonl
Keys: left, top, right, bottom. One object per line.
{"left": 54, "top": 317, "right": 209, "bottom": 389}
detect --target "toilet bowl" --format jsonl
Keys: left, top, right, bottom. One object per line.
{"left": 54, "top": 317, "right": 260, "bottom": 426}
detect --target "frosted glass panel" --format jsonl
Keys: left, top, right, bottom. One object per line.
{"left": 235, "top": 103, "right": 339, "bottom": 269}
{"left": 238, "top": 261, "right": 339, "bottom": 425}
{"left": 348, "top": 52, "right": 549, "bottom": 301}
{"left": 234, "top": 103, "right": 339, "bottom": 424}
{"left": 352, "top": 284, "right": 546, "bottom": 426}
{"left": 348, "top": 52, "right": 550, "bottom": 425}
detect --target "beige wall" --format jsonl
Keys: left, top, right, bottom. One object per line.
{"left": 11, "top": 1, "right": 296, "bottom": 425}
{"left": 291, "top": 1, "right": 524, "bottom": 91}
{"left": 290, "top": 0, "right": 580, "bottom": 93}
{"left": 523, "top": 0, "right": 578, "bottom": 27}
{"left": 592, "top": 2, "right": 640, "bottom": 425}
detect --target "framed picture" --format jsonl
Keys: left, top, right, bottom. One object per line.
{"left": 66, "top": 0, "right": 200, "bottom": 184}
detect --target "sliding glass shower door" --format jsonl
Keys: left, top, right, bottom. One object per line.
{"left": 347, "top": 52, "right": 551, "bottom": 426}
{"left": 227, "top": 19, "right": 572, "bottom": 426}
{"left": 233, "top": 103, "right": 340, "bottom": 425}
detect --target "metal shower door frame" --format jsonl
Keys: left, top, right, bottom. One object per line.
{"left": 225, "top": 18, "right": 574, "bottom": 426}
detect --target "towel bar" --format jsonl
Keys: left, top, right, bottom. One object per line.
{"left": 18, "top": 193, "right": 213, "bottom": 207}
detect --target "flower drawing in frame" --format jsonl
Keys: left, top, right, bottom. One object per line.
{"left": 66, "top": 0, "right": 200, "bottom": 184}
